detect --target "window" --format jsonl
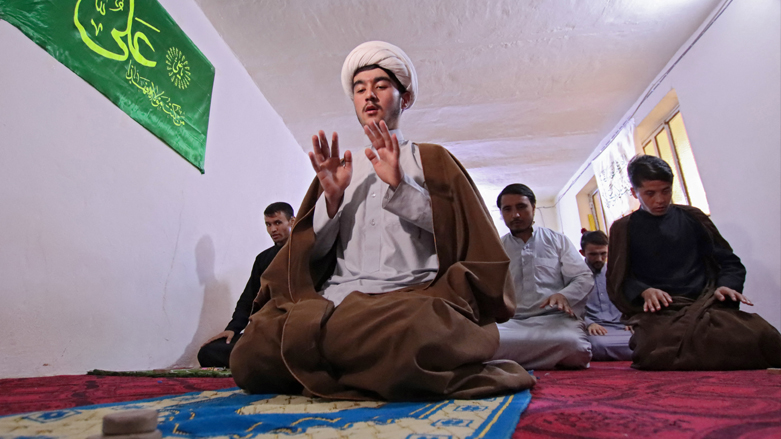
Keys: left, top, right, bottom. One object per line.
{"left": 641, "top": 110, "right": 710, "bottom": 214}
{"left": 588, "top": 188, "right": 607, "bottom": 232}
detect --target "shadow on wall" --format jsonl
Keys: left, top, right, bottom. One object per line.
{"left": 169, "top": 235, "right": 233, "bottom": 367}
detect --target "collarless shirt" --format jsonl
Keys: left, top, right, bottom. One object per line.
{"left": 501, "top": 227, "right": 593, "bottom": 319}
{"left": 312, "top": 130, "right": 438, "bottom": 306}
{"left": 624, "top": 205, "right": 746, "bottom": 303}
{"left": 584, "top": 268, "right": 624, "bottom": 328}
{"left": 626, "top": 206, "right": 707, "bottom": 301}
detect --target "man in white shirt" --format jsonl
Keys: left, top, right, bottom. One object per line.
{"left": 492, "top": 184, "right": 593, "bottom": 369}
{"left": 309, "top": 64, "right": 437, "bottom": 305}
{"left": 230, "top": 41, "right": 535, "bottom": 400}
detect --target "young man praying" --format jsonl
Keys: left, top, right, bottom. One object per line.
{"left": 607, "top": 155, "right": 781, "bottom": 370}
{"left": 230, "top": 41, "right": 535, "bottom": 400}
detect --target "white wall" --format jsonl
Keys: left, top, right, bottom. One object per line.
{"left": 0, "top": 0, "right": 313, "bottom": 378}
{"left": 555, "top": 0, "right": 781, "bottom": 330}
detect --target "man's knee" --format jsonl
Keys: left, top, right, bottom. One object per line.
{"left": 554, "top": 328, "right": 591, "bottom": 367}
{"left": 230, "top": 339, "right": 303, "bottom": 394}
{"left": 229, "top": 314, "right": 308, "bottom": 395}
{"left": 556, "top": 324, "right": 589, "bottom": 350}
{"left": 197, "top": 340, "right": 232, "bottom": 368}
{"left": 587, "top": 335, "right": 611, "bottom": 359}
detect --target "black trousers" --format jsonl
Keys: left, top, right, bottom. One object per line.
{"left": 197, "top": 333, "right": 243, "bottom": 368}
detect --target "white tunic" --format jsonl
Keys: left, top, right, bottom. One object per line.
{"left": 312, "top": 131, "right": 438, "bottom": 306}
{"left": 501, "top": 227, "right": 593, "bottom": 318}
{"left": 492, "top": 227, "right": 594, "bottom": 369}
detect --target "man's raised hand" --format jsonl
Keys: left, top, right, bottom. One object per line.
{"left": 364, "top": 120, "right": 403, "bottom": 189}
{"left": 714, "top": 286, "right": 753, "bottom": 306}
{"left": 309, "top": 131, "right": 352, "bottom": 218}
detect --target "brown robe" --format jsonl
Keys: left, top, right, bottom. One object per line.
{"left": 607, "top": 205, "right": 781, "bottom": 370}
{"left": 230, "top": 143, "right": 536, "bottom": 400}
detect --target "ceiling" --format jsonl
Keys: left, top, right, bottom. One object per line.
{"left": 194, "top": 0, "right": 721, "bottom": 212}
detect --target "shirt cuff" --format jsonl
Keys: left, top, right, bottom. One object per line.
{"left": 313, "top": 193, "right": 341, "bottom": 234}
{"left": 312, "top": 194, "right": 341, "bottom": 260}
{"left": 382, "top": 174, "right": 434, "bottom": 233}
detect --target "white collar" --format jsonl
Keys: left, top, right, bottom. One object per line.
{"left": 388, "top": 129, "right": 407, "bottom": 145}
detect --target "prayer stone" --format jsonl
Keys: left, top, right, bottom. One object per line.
{"left": 88, "top": 430, "right": 162, "bottom": 439}
{"left": 102, "top": 409, "right": 159, "bottom": 435}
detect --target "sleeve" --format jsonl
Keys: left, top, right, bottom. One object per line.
{"left": 687, "top": 205, "right": 747, "bottom": 293}
{"left": 311, "top": 194, "right": 342, "bottom": 260}
{"left": 606, "top": 216, "right": 643, "bottom": 316}
{"left": 712, "top": 236, "right": 746, "bottom": 293}
{"left": 557, "top": 235, "right": 594, "bottom": 304}
{"left": 225, "top": 253, "right": 266, "bottom": 333}
{"left": 584, "top": 313, "right": 596, "bottom": 327}
{"left": 623, "top": 275, "right": 651, "bottom": 304}
{"left": 583, "top": 291, "right": 597, "bottom": 326}
{"left": 714, "top": 245, "right": 746, "bottom": 292}
{"left": 382, "top": 173, "right": 434, "bottom": 233}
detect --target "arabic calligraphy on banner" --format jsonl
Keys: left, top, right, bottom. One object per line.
{"left": 593, "top": 121, "right": 637, "bottom": 230}
{"left": 1, "top": 0, "right": 214, "bottom": 172}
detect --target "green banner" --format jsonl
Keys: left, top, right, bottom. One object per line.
{"left": 0, "top": 0, "right": 215, "bottom": 172}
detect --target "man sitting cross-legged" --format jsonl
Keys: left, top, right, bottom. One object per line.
{"left": 580, "top": 230, "right": 632, "bottom": 361}
{"left": 197, "top": 202, "right": 294, "bottom": 368}
{"left": 492, "top": 184, "right": 593, "bottom": 369}
{"left": 230, "top": 41, "right": 535, "bottom": 400}
{"left": 607, "top": 155, "right": 781, "bottom": 370}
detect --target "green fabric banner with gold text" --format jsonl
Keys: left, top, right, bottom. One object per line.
{"left": 0, "top": 0, "right": 215, "bottom": 172}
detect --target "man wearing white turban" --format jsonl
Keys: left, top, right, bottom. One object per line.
{"left": 340, "top": 40, "right": 418, "bottom": 110}
{"left": 231, "top": 41, "right": 535, "bottom": 401}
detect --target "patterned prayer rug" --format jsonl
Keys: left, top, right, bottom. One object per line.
{"left": 0, "top": 388, "right": 531, "bottom": 439}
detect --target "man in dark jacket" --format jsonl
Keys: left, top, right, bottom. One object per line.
{"left": 197, "top": 202, "right": 294, "bottom": 367}
{"left": 607, "top": 155, "right": 780, "bottom": 370}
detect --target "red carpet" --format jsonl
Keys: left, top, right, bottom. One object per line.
{"left": 1, "top": 362, "right": 779, "bottom": 438}
{"left": 514, "top": 362, "right": 781, "bottom": 439}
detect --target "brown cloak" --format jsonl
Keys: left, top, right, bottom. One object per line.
{"left": 607, "top": 205, "right": 781, "bottom": 370}
{"left": 230, "top": 143, "right": 536, "bottom": 400}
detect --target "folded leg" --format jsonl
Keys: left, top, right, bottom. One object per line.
{"left": 321, "top": 291, "right": 536, "bottom": 400}
{"left": 197, "top": 333, "right": 242, "bottom": 368}
{"left": 493, "top": 314, "right": 592, "bottom": 369}
{"left": 587, "top": 326, "right": 632, "bottom": 361}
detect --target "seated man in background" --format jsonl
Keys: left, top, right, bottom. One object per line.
{"left": 230, "top": 41, "right": 535, "bottom": 400}
{"left": 607, "top": 155, "right": 781, "bottom": 370}
{"left": 580, "top": 230, "right": 632, "bottom": 361}
{"left": 493, "top": 184, "right": 593, "bottom": 369}
{"left": 197, "top": 202, "right": 294, "bottom": 367}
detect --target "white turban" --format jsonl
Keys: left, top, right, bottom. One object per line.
{"left": 341, "top": 41, "right": 418, "bottom": 108}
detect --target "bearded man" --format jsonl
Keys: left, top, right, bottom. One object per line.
{"left": 230, "top": 41, "right": 535, "bottom": 400}
{"left": 580, "top": 230, "right": 632, "bottom": 361}
{"left": 492, "top": 183, "right": 593, "bottom": 370}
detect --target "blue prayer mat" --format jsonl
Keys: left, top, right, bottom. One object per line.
{"left": 0, "top": 387, "right": 531, "bottom": 438}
